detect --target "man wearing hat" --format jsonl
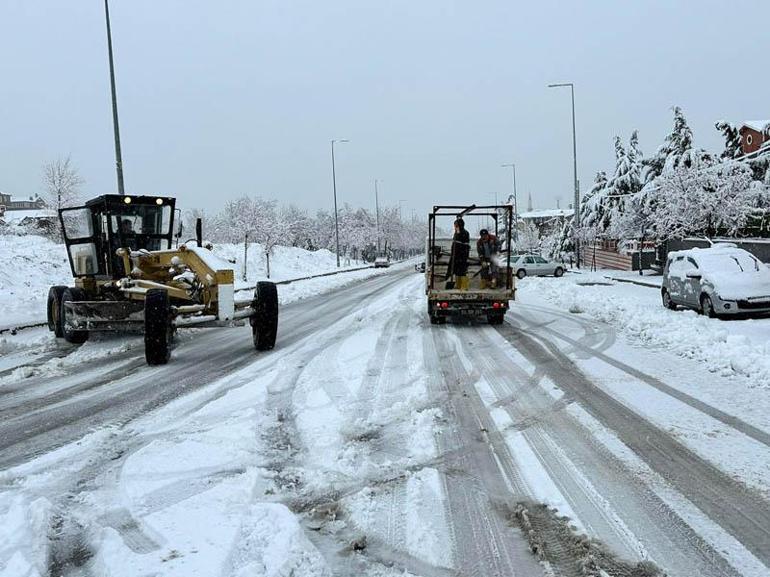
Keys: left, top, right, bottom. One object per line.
{"left": 477, "top": 228, "right": 500, "bottom": 289}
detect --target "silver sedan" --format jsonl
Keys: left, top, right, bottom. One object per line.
{"left": 511, "top": 254, "right": 565, "bottom": 279}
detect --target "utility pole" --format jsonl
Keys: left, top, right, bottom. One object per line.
{"left": 375, "top": 179, "right": 381, "bottom": 254}
{"left": 331, "top": 139, "right": 349, "bottom": 267}
{"left": 548, "top": 82, "right": 580, "bottom": 268}
{"left": 104, "top": 0, "right": 125, "bottom": 196}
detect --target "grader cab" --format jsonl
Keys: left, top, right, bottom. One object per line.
{"left": 47, "top": 194, "right": 278, "bottom": 365}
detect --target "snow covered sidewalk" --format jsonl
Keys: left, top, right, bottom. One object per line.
{"left": 518, "top": 273, "right": 770, "bottom": 389}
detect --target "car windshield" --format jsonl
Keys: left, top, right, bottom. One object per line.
{"left": 698, "top": 252, "right": 760, "bottom": 273}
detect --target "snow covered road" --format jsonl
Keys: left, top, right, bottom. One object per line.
{"left": 1, "top": 269, "right": 769, "bottom": 577}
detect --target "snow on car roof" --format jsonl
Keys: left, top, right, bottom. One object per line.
{"left": 669, "top": 243, "right": 748, "bottom": 258}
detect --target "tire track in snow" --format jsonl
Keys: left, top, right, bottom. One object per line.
{"left": 514, "top": 303, "right": 770, "bottom": 450}
{"left": 496, "top": 317, "right": 770, "bottom": 570}
{"left": 422, "top": 326, "right": 546, "bottom": 577}
{"left": 462, "top": 325, "right": 739, "bottom": 577}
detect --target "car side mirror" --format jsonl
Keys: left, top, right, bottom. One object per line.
{"left": 685, "top": 269, "right": 701, "bottom": 279}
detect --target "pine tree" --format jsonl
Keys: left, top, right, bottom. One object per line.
{"left": 579, "top": 171, "right": 608, "bottom": 231}
{"left": 643, "top": 106, "right": 694, "bottom": 183}
{"left": 715, "top": 120, "right": 742, "bottom": 159}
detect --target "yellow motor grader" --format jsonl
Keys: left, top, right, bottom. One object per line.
{"left": 47, "top": 194, "right": 278, "bottom": 365}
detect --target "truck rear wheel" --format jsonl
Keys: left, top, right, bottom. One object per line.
{"left": 145, "top": 289, "right": 171, "bottom": 365}
{"left": 48, "top": 285, "right": 67, "bottom": 337}
{"left": 251, "top": 281, "right": 278, "bottom": 351}
{"left": 60, "top": 287, "right": 90, "bottom": 344}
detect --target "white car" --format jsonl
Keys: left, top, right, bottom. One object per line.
{"left": 511, "top": 254, "right": 565, "bottom": 279}
{"left": 374, "top": 256, "right": 390, "bottom": 268}
{"left": 661, "top": 244, "right": 770, "bottom": 317}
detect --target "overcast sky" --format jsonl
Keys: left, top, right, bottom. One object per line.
{"left": 1, "top": 0, "right": 768, "bottom": 220}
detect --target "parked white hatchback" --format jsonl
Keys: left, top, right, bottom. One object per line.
{"left": 511, "top": 254, "right": 565, "bottom": 279}
{"left": 661, "top": 244, "right": 770, "bottom": 317}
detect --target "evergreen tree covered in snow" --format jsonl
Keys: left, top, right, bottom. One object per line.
{"left": 715, "top": 120, "right": 742, "bottom": 160}
{"left": 602, "top": 134, "right": 644, "bottom": 238}
{"left": 643, "top": 106, "right": 694, "bottom": 183}
{"left": 578, "top": 171, "right": 608, "bottom": 232}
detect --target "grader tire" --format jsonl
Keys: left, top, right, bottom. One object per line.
{"left": 144, "top": 289, "right": 171, "bottom": 365}
{"left": 251, "top": 281, "right": 278, "bottom": 351}
{"left": 47, "top": 285, "right": 67, "bottom": 337}
{"left": 60, "top": 287, "right": 89, "bottom": 344}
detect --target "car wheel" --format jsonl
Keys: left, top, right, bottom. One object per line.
{"left": 516, "top": 269, "right": 527, "bottom": 280}
{"left": 700, "top": 294, "right": 717, "bottom": 318}
{"left": 662, "top": 289, "right": 676, "bottom": 310}
{"left": 554, "top": 267, "right": 564, "bottom": 278}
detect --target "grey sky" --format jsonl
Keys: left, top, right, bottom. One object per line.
{"left": 1, "top": 0, "right": 768, "bottom": 220}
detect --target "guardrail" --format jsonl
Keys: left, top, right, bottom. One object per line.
{"left": 0, "top": 264, "right": 376, "bottom": 336}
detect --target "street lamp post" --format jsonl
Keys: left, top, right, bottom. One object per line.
{"left": 548, "top": 82, "right": 580, "bottom": 268}
{"left": 331, "top": 139, "right": 349, "bottom": 267}
{"left": 103, "top": 0, "right": 125, "bottom": 196}
{"left": 374, "top": 179, "right": 381, "bottom": 254}
{"left": 500, "top": 163, "right": 518, "bottom": 244}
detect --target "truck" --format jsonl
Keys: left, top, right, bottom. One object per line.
{"left": 425, "top": 204, "right": 515, "bottom": 325}
{"left": 47, "top": 194, "right": 278, "bottom": 365}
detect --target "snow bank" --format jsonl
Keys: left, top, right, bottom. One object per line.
{"left": 519, "top": 275, "right": 770, "bottom": 388}
{"left": 0, "top": 235, "right": 71, "bottom": 328}
{"left": 212, "top": 242, "right": 367, "bottom": 288}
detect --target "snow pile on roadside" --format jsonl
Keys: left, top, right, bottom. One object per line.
{"left": 519, "top": 275, "right": 770, "bottom": 388}
{"left": 0, "top": 235, "right": 71, "bottom": 328}
{"left": 213, "top": 242, "right": 367, "bottom": 287}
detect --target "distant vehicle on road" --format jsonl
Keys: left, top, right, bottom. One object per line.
{"left": 374, "top": 256, "right": 390, "bottom": 268}
{"left": 415, "top": 261, "right": 426, "bottom": 273}
{"left": 661, "top": 244, "right": 770, "bottom": 317}
{"left": 511, "top": 254, "right": 564, "bottom": 279}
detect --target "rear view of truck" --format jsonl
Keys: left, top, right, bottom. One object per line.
{"left": 425, "top": 204, "right": 515, "bottom": 325}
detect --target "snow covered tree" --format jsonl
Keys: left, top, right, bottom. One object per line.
{"left": 577, "top": 170, "right": 607, "bottom": 228}
{"left": 518, "top": 221, "right": 540, "bottom": 253}
{"left": 42, "top": 156, "right": 83, "bottom": 211}
{"left": 281, "top": 204, "right": 314, "bottom": 249}
{"left": 715, "top": 120, "right": 742, "bottom": 160}
{"left": 607, "top": 132, "right": 645, "bottom": 239}
{"left": 642, "top": 106, "right": 694, "bottom": 184}
{"left": 249, "top": 197, "right": 282, "bottom": 278}
{"left": 649, "top": 160, "right": 758, "bottom": 239}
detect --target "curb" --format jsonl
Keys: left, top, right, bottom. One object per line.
{"left": 604, "top": 276, "right": 661, "bottom": 289}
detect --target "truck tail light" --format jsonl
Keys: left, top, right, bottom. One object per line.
{"left": 493, "top": 302, "right": 501, "bottom": 309}
{"left": 441, "top": 302, "right": 449, "bottom": 309}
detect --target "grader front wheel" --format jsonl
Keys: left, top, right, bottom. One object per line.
{"left": 47, "top": 286, "right": 67, "bottom": 337}
{"left": 251, "top": 281, "right": 278, "bottom": 351}
{"left": 145, "top": 289, "right": 172, "bottom": 365}
{"left": 60, "top": 287, "right": 89, "bottom": 344}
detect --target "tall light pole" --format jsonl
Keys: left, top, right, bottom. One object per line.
{"left": 104, "top": 0, "right": 125, "bottom": 195}
{"left": 501, "top": 163, "right": 518, "bottom": 244}
{"left": 398, "top": 200, "right": 407, "bottom": 259}
{"left": 331, "top": 139, "right": 349, "bottom": 267}
{"left": 374, "top": 179, "right": 381, "bottom": 254}
{"left": 548, "top": 82, "right": 580, "bottom": 268}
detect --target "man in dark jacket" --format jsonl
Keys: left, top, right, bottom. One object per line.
{"left": 477, "top": 228, "right": 500, "bottom": 288}
{"left": 448, "top": 218, "right": 470, "bottom": 290}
